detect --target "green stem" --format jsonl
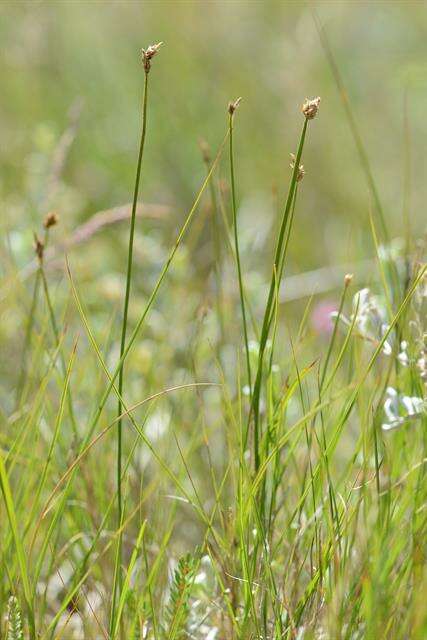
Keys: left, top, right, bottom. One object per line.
{"left": 250, "top": 118, "right": 308, "bottom": 470}
{"left": 111, "top": 71, "right": 149, "bottom": 636}
{"left": 32, "top": 227, "right": 79, "bottom": 442}
{"left": 229, "top": 111, "right": 252, "bottom": 395}
{"left": 16, "top": 226, "right": 51, "bottom": 406}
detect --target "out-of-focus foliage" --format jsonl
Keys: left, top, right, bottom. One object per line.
{"left": 1, "top": 0, "right": 426, "bottom": 253}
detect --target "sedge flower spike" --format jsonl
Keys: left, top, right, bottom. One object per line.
{"left": 43, "top": 211, "right": 59, "bottom": 229}
{"left": 289, "top": 153, "right": 305, "bottom": 181}
{"left": 302, "top": 96, "right": 321, "bottom": 119}
{"left": 228, "top": 97, "right": 242, "bottom": 116}
{"left": 141, "top": 42, "right": 163, "bottom": 73}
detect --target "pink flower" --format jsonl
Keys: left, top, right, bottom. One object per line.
{"left": 311, "top": 300, "right": 336, "bottom": 335}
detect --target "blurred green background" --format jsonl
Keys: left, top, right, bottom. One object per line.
{"left": 1, "top": 0, "right": 426, "bottom": 408}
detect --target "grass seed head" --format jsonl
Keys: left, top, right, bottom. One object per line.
{"left": 344, "top": 273, "right": 354, "bottom": 287}
{"left": 43, "top": 211, "right": 59, "bottom": 229}
{"left": 142, "top": 42, "right": 163, "bottom": 73}
{"left": 302, "top": 96, "right": 321, "bottom": 119}
{"left": 228, "top": 97, "right": 242, "bottom": 116}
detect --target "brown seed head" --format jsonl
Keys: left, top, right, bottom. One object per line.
{"left": 228, "top": 97, "right": 242, "bottom": 116}
{"left": 344, "top": 273, "right": 354, "bottom": 287}
{"left": 141, "top": 42, "right": 163, "bottom": 73}
{"left": 302, "top": 96, "right": 321, "bottom": 120}
{"left": 43, "top": 211, "right": 59, "bottom": 229}
{"left": 34, "top": 233, "right": 44, "bottom": 262}
{"left": 289, "top": 153, "right": 305, "bottom": 182}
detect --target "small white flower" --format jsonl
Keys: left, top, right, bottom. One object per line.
{"left": 397, "top": 341, "right": 409, "bottom": 366}
{"left": 382, "top": 386, "right": 425, "bottom": 431}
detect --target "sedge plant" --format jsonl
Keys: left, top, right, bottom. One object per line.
{"left": 110, "top": 42, "right": 161, "bottom": 635}
{"left": 1, "top": 37, "right": 427, "bottom": 640}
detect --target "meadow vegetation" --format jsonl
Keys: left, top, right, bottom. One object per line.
{"left": 1, "top": 3, "right": 426, "bottom": 639}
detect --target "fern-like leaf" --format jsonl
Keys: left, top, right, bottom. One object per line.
{"left": 6, "top": 596, "right": 24, "bottom": 640}
{"left": 164, "top": 553, "right": 197, "bottom": 639}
